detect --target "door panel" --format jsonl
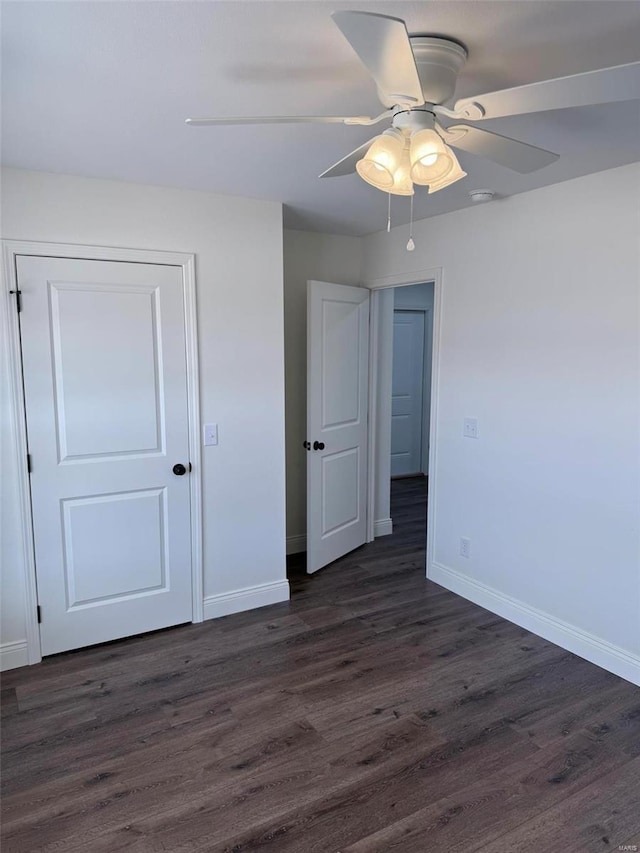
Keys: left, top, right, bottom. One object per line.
{"left": 391, "top": 310, "right": 425, "bottom": 477}
{"left": 61, "top": 488, "right": 168, "bottom": 607}
{"left": 307, "top": 281, "right": 369, "bottom": 574}
{"left": 17, "top": 256, "right": 192, "bottom": 655}
{"left": 50, "top": 283, "right": 163, "bottom": 459}
{"left": 322, "top": 447, "right": 360, "bottom": 535}
{"left": 322, "top": 299, "right": 361, "bottom": 427}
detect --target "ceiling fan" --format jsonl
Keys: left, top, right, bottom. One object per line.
{"left": 186, "top": 10, "right": 640, "bottom": 197}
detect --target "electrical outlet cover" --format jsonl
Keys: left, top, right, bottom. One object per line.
{"left": 463, "top": 417, "right": 479, "bottom": 438}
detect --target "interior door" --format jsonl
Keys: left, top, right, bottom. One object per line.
{"left": 306, "top": 280, "right": 369, "bottom": 574}
{"left": 17, "top": 255, "right": 193, "bottom": 655}
{"left": 391, "top": 310, "right": 425, "bottom": 477}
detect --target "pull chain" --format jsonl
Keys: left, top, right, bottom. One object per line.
{"left": 387, "top": 192, "right": 391, "bottom": 233}
{"left": 406, "top": 193, "right": 415, "bottom": 251}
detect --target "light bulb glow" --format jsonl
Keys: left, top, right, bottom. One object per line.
{"left": 356, "top": 130, "right": 405, "bottom": 191}
{"left": 427, "top": 146, "right": 467, "bottom": 193}
{"left": 410, "top": 129, "right": 453, "bottom": 186}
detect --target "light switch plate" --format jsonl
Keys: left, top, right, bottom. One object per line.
{"left": 463, "top": 417, "right": 479, "bottom": 439}
{"left": 203, "top": 423, "right": 218, "bottom": 446}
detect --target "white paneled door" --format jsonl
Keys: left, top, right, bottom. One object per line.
{"left": 391, "top": 310, "right": 425, "bottom": 477}
{"left": 306, "top": 281, "right": 369, "bottom": 574}
{"left": 17, "top": 256, "right": 193, "bottom": 655}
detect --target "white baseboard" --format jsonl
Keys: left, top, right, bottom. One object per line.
{"left": 203, "top": 580, "right": 290, "bottom": 621}
{"left": 374, "top": 517, "right": 393, "bottom": 537}
{"left": 286, "top": 534, "right": 306, "bottom": 555}
{"left": 0, "top": 640, "right": 29, "bottom": 672}
{"left": 429, "top": 562, "right": 640, "bottom": 687}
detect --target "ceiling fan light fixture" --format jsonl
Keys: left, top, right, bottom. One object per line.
{"left": 356, "top": 128, "right": 405, "bottom": 190}
{"left": 427, "top": 148, "right": 467, "bottom": 193}
{"left": 409, "top": 129, "right": 453, "bottom": 185}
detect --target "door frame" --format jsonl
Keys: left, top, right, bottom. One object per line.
{"left": 2, "top": 240, "right": 204, "bottom": 665}
{"left": 364, "top": 267, "right": 443, "bottom": 578}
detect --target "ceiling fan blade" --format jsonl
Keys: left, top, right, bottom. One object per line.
{"left": 319, "top": 137, "right": 378, "bottom": 178}
{"left": 442, "top": 124, "right": 558, "bottom": 173}
{"left": 331, "top": 11, "right": 424, "bottom": 107}
{"left": 454, "top": 61, "right": 640, "bottom": 120}
{"left": 186, "top": 115, "right": 375, "bottom": 126}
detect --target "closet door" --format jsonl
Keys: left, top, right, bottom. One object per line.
{"left": 18, "top": 255, "right": 193, "bottom": 655}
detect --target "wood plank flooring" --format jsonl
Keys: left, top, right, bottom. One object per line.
{"left": 2, "top": 477, "right": 639, "bottom": 852}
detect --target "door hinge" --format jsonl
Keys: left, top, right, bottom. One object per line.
{"left": 27, "top": 453, "right": 32, "bottom": 474}
{"left": 37, "top": 605, "right": 42, "bottom": 624}
{"left": 9, "top": 289, "right": 22, "bottom": 313}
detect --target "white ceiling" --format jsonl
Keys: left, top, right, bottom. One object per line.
{"left": 2, "top": 1, "right": 640, "bottom": 236}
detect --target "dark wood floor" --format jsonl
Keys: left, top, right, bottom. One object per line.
{"left": 2, "top": 477, "right": 639, "bottom": 852}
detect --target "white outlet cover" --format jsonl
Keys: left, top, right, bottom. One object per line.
{"left": 463, "top": 417, "right": 479, "bottom": 438}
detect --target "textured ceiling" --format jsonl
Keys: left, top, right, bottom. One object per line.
{"left": 2, "top": 1, "right": 640, "bottom": 236}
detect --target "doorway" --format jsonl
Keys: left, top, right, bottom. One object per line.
{"left": 390, "top": 282, "right": 434, "bottom": 482}
{"left": 367, "top": 269, "right": 442, "bottom": 578}
{"left": 289, "top": 272, "right": 435, "bottom": 596}
{"left": 293, "top": 268, "right": 441, "bottom": 586}
{"left": 387, "top": 283, "right": 435, "bottom": 572}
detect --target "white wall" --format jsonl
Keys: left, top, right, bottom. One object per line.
{"left": 364, "top": 164, "right": 640, "bottom": 684}
{"left": 283, "top": 229, "right": 362, "bottom": 551}
{"left": 1, "top": 168, "right": 288, "bottom": 668}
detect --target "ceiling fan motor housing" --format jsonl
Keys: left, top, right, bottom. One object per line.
{"left": 408, "top": 36, "right": 468, "bottom": 105}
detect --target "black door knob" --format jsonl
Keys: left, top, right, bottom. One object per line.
{"left": 172, "top": 463, "right": 187, "bottom": 476}
{"left": 303, "top": 441, "right": 311, "bottom": 450}
{"left": 313, "top": 441, "right": 325, "bottom": 451}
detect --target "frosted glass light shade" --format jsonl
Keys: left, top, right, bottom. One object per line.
{"left": 356, "top": 130, "right": 405, "bottom": 190}
{"left": 388, "top": 140, "right": 414, "bottom": 196}
{"left": 410, "top": 129, "right": 453, "bottom": 185}
{"left": 428, "top": 148, "right": 467, "bottom": 193}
